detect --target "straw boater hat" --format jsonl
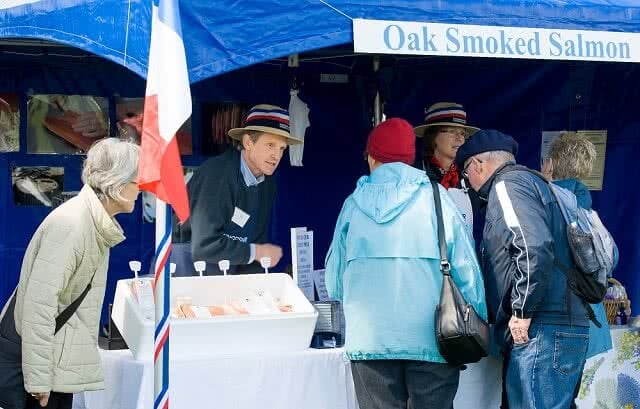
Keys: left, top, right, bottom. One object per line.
{"left": 414, "top": 102, "right": 480, "bottom": 138}
{"left": 228, "top": 104, "right": 303, "bottom": 145}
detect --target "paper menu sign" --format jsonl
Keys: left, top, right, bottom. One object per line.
{"left": 291, "top": 227, "right": 315, "bottom": 301}
{"left": 312, "top": 269, "right": 330, "bottom": 301}
{"left": 540, "top": 130, "right": 607, "bottom": 191}
{"left": 136, "top": 279, "right": 155, "bottom": 321}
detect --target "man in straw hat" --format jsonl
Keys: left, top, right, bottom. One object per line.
{"left": 173, "top": 104, "right": 302, "bottom": 275}
{"left": 414, "top": 102, "right": 481, "bottom": 241}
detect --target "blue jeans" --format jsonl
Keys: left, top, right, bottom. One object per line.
{"left": 505, "top": 323, "right": 589, "bottom": 409}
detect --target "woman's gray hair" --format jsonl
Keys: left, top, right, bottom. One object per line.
{"left": 548, "top": 132, "right": 596, "bottom": 180}
{"left": 82, "top": 138, "right": 140, "bottom": 202}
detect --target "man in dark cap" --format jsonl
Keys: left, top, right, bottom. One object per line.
{"left": 456, "top": 130, "right": 590, "bottom": 409}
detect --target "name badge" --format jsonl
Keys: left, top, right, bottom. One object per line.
{"left": 232, "top": 207, "right": 250, "bottom": 228}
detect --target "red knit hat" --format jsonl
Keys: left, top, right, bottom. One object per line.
{"left": 366, "top": 118, "right": 416, "bottom": 165}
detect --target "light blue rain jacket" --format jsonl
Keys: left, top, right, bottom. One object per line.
{"left": 325, "top": 163, "right": 487, "bottom": 363}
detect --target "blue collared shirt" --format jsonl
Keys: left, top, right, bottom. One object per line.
{"left": 239, "top": 152, "right": 264, "bottom": 263}
{"left": 240, "top": 152, "right": 265, "bottom": 187}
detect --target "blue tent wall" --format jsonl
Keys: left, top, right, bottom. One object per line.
{"left": 384, "top": 57, "right": 640, "bottom": 312}
{"left": 1, "top": 50, "right": 638, "bottom": 326}
{"left": 0, "top": 52, "right": 150, "bottom": 323}
{"left": 0, "top": 51, "right": 370, "bottom": 325}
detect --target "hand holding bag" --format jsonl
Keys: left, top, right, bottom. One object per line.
{"left": 431, "top": 180, "right": 489, "bottom": 366}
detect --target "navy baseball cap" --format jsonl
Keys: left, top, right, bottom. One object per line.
{"left": 455, "top": 129, "right": 519, "bottom": 168}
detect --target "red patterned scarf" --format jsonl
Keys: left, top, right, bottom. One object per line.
{"left": 430, "top": 156, "right": 459, "bottom": 189}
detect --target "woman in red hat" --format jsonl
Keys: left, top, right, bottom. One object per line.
{"left": 326, "top": 118, "right": 487, "bottom": 409}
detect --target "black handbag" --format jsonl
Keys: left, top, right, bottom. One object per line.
{"left": 0, "top": 276, "right": 95, "bottom": 409}
{"left": 431, "top": 180, "right": 490, "bottom": 366}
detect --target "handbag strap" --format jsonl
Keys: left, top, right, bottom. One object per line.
{"left": 0, "top": 270, "right": 97, "bottom": 340}
{"left": 54, "top": 270, "right": 97, "bottom": 334}
{"left": 431, "top": 180, "right": 451, "bottom": 276}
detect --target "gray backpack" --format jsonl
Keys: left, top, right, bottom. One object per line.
{"left": 506, "top": 166, "right": 618, "bottom": 326}
{"left": 549, "top": 182, "right": 617, "bottom": 302}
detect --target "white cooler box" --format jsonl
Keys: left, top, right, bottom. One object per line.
{"left": 111, "top": 273, "right": 318, "bottom": 360}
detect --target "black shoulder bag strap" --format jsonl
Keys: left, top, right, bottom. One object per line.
{"left": 0, "top": 270, "right": 96, "bottom": 340}
{"left": 431, "top": 180, "right": 450, "bottom": 275}
{"left": 53, "top": 271, "right": 97, "bottom": 334}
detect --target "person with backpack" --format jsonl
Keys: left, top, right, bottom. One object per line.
{"left": 456, "top": 129, "right": 590, "bottom": 409}
{"left": 542, "top": 132, "right": 613, "bottom": 408}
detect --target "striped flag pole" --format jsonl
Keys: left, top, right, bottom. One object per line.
{"left": 154, "top": 199, "right": 172, "bottom": 409}
{"left": 138, "top": 0, "right": 190, "bottom": 405}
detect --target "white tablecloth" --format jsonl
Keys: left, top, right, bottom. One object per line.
{"left": 72, "top": 347, "right": 504, "bottom": 409}
{"left": 73, "top": 348, "right": 358, "bottom": 409}
{"left": 75, "top": 340, "right": 639, "bottom": 409}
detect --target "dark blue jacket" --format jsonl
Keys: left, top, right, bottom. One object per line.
{"left": 478, "top": 163, "right": 589, "bottom": 346}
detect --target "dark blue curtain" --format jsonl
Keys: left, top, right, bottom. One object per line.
{"left": 1, "top": 51, "right": 638, "bottom": 328}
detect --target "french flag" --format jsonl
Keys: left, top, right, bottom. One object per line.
{"left": 137, "top": 0, "right": 191, "bottom": 223}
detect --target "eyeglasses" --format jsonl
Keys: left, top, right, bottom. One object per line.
{"left": 438, "top": 128, "right": 467, "bottom": 138}
{"left": 462, "top": 157, "right": 483, "bottom": 178}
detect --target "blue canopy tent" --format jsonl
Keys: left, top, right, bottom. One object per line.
{"left": 2, "top": 0, "right": 640, "bottom": 81}
{"left": 1, "top": 0, "right": 639, "bottom": 322}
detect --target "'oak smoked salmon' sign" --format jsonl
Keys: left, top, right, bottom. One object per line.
{"left": 354, "top": 19, "right": 640, "bottom": 63}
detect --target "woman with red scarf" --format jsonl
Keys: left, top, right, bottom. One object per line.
{"left": 414, "top": 102, "right": 482, "bottom": 243}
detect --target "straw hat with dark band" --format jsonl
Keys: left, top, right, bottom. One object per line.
{"left": 414, "top": 102, "right": 480, "bottom": 138}
{"left": 228, "top": 104, "right": 303, "bottom": 145}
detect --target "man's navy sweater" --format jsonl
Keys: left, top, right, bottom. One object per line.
{"left": 173, "top": 148, "right": 276, "bottom": 274}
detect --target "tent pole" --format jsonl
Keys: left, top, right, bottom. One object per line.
{"left": 373, "top": 56, "right": 382, "bottom": 126}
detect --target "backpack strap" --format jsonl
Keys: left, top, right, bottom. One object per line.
{"left": 499, "top": 165, "right": 602, "bottom": 327}
{"left": 498, "top": 165, "right": 574, "bottom": 224}
{"left": 553, "top": 259, "right": 602, "bottom": 328}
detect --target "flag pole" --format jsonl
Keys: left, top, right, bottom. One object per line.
{"left": 139, "top": 0, "right": 191, "bottom": 405}
{"left": 154, "top": 199, "right": 172, "bottom": 409}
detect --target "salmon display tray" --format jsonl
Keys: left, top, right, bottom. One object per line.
{"left": 111, "top": 273, "right": 318, "bottom": 360}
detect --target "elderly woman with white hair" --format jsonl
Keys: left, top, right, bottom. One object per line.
{"left": 542, "top": 132, "right": 612, "bottom": 409}
{"left": 0, "top": 138, "right": 139, "bottom": 409}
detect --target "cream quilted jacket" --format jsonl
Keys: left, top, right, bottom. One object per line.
{"left": 13, "top": 185, "right": 125, "bottom": 394}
